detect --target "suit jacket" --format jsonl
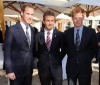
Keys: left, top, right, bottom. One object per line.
{"left": 36, "top": 28, "right": 66, "bottom": 77}
{"left": 64, "top": 26, "right": 98, "bottom": 76}
{"left": 3, "top": 22, "right": 36, "bottom": 77}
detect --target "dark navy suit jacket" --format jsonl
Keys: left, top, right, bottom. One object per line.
{"left": 64, "top": 26, "right": 98, "bottom": 77}
{"left": 3, "top": 22, "right": 36, "bottom": 77}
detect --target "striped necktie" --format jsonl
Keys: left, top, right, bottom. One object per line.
{"left": 76, "top": 29, "right": 80, "bottom": 51}
{"left": 46, "top": 32, "right": 51, "bottom": 51}
{"left": 26, "top": 27, "right": 30, "bottom": 48}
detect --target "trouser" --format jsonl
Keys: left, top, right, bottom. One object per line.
{"left": 10, "top": 75, "right": 32, "bottom": 85}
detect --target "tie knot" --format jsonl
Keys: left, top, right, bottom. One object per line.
{"left": 26, "top": 26, "right": 28, "bottom": 29}
{"left": 47, "top": 32, "right": 50, "bottom": 35}
{"left": 77, "top": 29, "right": 79, "bottom": 32}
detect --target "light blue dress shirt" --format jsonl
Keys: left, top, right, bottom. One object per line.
{"left": 74, "top": 26, "right": 83, "bottom": 45}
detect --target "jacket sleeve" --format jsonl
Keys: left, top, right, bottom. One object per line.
{"left": 58, "top": 33, "right": 66, "bottom": 62}
{"left": 3, "top": 28, "right": 13, "bottom": 74}
{"left": 91, "top": 29, "right": 98, "bottom": 59}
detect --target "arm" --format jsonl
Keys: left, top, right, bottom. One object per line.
{"left": 59, "top": 33, "right": 66, "bottom": 62}
{"left": 91, "top": 29, "right": 98, "bottom": 59}
{"left": 3, "top": 28, "right": 16, "bottom": 80}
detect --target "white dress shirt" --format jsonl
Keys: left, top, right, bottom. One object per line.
{"left": 20, "top": 21, "right": 31, "bottom": 42}
{"left": 44, "top": 28, "right": 54, "bottom": 42}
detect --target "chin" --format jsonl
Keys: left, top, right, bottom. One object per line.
{"left": 49, "top": 28, "right": 52, "bottom": 30}
{"left": 76, "top": 24, "right": 81, "bottom": 27}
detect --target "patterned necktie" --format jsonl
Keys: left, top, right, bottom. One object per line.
{"left": 26, "top": 27, "right": 30, "bottom": 48}
{"left": 46, "top": 32, "right": 51, "bottom": 51}
{"left": 76, "top": 29, "right": 80, "bottom": 51}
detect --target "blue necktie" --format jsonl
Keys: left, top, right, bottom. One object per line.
{"left": 76, "top": 29, "right": 80, "bottom": 51}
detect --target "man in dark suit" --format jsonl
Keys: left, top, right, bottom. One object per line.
{"left": 64, "top": 7, "right": 97, "bottom": 85}
{"left": 3, "top": 4, "right": 36, "bottom": 85}
{"left": 36, "top": 10, "right": 66, "bottom": 85}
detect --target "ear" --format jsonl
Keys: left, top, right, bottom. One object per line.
{"left": 43, "top": 21, "right": 45, "bottom": 24}
{"left": 21, "top": 11, "right": 23, "bottom": 16}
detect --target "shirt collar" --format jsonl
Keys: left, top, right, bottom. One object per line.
{"left": 44, "top": 28, "right": 54, "bottom": 35}
{"left": 74, "top": 25, "right": 83, "bottom": 32}
{"left": 20, "top": 21, "right": 29, "bottom": 29}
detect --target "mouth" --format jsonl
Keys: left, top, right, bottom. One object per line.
{"left": 28, "top": 18, "right": 32, "bottom": 20}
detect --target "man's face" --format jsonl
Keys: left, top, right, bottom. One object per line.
{"left": 44, "top": 15, "right": 55, "bottom": 31}
{"left": 72, "top": 13, "right": 84, "bottom": 29}
{"left": 21, "top": 7, "right": 34, "bottom": 25}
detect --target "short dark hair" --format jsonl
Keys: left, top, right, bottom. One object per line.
{"left": 71, "top": 6, "right": 85, "bottom": 17}
{"left": 21, "top": 4, "right": 34, "bottom": 12}
{"left": 43, "top": 10, "right": 55, "bottom": 21}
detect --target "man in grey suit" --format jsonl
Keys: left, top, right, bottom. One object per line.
{"left": 3, "top": 4, "right": 36, "bottom": 85}
{"left": 36, "top": 10, "right": 66, "bottom": 85}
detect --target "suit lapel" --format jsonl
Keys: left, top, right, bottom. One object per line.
{"left": 39, "top": 30, "right": 46, "bottom": 47}
{"left": 17, "top": 23, "right": 28, "bottom": 44}
{"left": 71, "top": 28, "right": 76, "bottom": 51}
{"left": 41, "top": 30, "right": 45, "bottom": 44}
{"left": 30, "top": 26, "right": 34, "bottom": 47}
{"left": 79, "top": 26, "right": 87, "bottom": 50}
{"left": 50, "top": 28, "right": 57, "bottom": 51}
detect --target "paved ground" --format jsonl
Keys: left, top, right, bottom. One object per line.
{"left": 0, "top": 62, "right": 99, "bottom": 85}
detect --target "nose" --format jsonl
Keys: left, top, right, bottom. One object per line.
{"left": 28, "top": 15, "right": 33, "bottom": 20}
{"left": 49, "top": 21, "right": 53, "bottom": 24}
{"left": 29, "top": 14, "right": 32, "bottom": 18}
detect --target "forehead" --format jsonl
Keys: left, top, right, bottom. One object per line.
{"left": 45, "top": 15, "right": 55, "bottom": 19}
{"left": 24, "top": 7, "right": 34, "bottom": 12}
{"left": 72, "top": 13, "right": 84, "bottom": 18}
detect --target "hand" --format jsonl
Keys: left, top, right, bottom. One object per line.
{"left": 98, "top": 42, "right": 100, "bottom": 46}
{"left": 7, "top": 73, "right": 16, "bottom": 80}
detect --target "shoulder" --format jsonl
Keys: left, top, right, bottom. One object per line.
{"left": 10, "top": 22, "right": 21, "bottom": 29}
{"left": 7, "top": 23, "right": 19, "bottom": 33}
{"left": 64, "top": 27, "right": 73, "bottom": 34}
{"left": 83, "top": 26, "right": 96, "bottom": 33}
{"left": 36, "top": 31, "right": 43, "bottom": 38}
{"left": 30, "top": 26, "right": 38, "bottom": 34}
{"left": 54, "top": 28, "right": 64, "bottom": 36}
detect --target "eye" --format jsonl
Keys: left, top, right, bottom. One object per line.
{"left": 31, "top": 14, "right": 34, "bottom": 16}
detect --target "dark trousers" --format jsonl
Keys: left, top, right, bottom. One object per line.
{"left": 67, "top": 64, "right": 91, "bottom": 85}
{"left": 10, "top": 75, "right": 32, "bottom": 85}
{"left": 39, "top": 69, "right": 62, "bottom": 85}
{"left": 39, "top": 76, "right": 62, "bottom": 85}
{"left": 68, "top": 74, "right": 91, "bottom": 85}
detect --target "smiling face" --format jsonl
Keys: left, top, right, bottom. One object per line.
{"left": 43, "top": 15, "right": 55, "bottom": 31}
{"left": 72, "top": 12, "right": 84, "bottom": 29}
{"left": 21, "top": 6, "right": 34, "bottom": 25}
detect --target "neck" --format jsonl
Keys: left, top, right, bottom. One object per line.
{"left": 45, "top": 28, "right": 53, "bottom": 32}
{"left": 22, "top": 20, "right": 29, "bottom": 27}
{"left": 74, "top": 25, "right": 83, "bottom": 29}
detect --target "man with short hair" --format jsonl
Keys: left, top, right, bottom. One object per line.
{"left": 36, "top": 10, "right": 66, "bottom": 85}
{"left": 64, "top": 7, "right": 97, "bottom": 85}
{"left": 3, "top": 4, "right": 36, "bottom": 85}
